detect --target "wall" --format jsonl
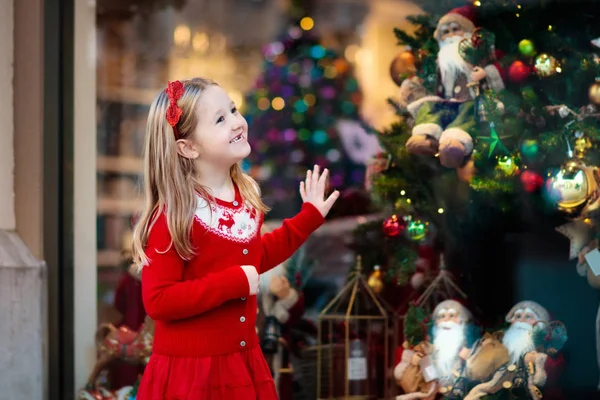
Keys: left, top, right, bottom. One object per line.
{"left": 0, "top": 0, "right": 47, "bottom": 399}
{"left": 0, "top": 0, "right": 15, "bottom": 231}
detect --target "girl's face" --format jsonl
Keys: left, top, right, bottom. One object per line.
{"left": 178, "top": 85, "right": 250, "bottom": 168}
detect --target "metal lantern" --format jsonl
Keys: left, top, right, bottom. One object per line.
{"left": 317, "top": 256, "right": 399, "bottom": 399}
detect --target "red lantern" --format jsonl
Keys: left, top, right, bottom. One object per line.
{"left": 382, "top": 214, "right": 407, "bottom": 237}
{"left": 508, "top": 60, "right": 531, "bottom": 84}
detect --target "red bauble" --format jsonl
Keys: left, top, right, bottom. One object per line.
{"left": 508, "top": 60, "right": 531, "bottom": 84}
{"left": 383, "top": 214, "right": 407, "bottom": 237}
{"left": 521, "top": 170, "right": 544, "bottom": 192}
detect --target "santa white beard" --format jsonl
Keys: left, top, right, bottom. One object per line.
{"left": 437, "top": 35, "right": 473, "bottom": 98}
{"left": 433, "top": 320, "right": 465, "bottom": 379}
{"left": 502, "top": 322, "right": 535, "bottom": 364}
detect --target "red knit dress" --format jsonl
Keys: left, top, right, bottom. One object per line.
{"left": 137, "top": 185, "right": 324, "bottom": 400}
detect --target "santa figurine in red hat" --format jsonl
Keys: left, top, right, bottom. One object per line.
{"left": 404, "top": 5, "right": 505, "bottom": 169}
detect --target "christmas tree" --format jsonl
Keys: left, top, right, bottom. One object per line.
{"left": 355, "top": 0, "right": 600, "bottom": 321}
{"left": 243, "top": 0, "right": 379, "bottom": 219}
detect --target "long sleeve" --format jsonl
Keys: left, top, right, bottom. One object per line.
{"left": 260, "top": 202, "right": 324, "bottom": 273}
{"left": 141, "top": 213, "right": 250, "bottom": 321}
{"left": 484, "top": 62, "right": 505, "bottom": 92}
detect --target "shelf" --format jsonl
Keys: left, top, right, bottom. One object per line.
{"left": 98, "top": 196, "right": 143, "bottom": 215}
{"left": 98, "top": 86, "right": 158, "bottom": 105}
{"left": 98, "top": 249, "right": 121, "bottom": 267}
{"left": 97, "top": 155, "right": 143, "bottom": 174}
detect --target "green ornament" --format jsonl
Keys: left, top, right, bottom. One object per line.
{"left": 477, "top": 122, "right": 511, "bottom": 158}
{"left": 496, "top": 155, "right": 520, "bottom": 176}
{"left": 406, "top": 219, "right": 428, "bottom": 242}
{"left": 518, "top": 39, "right": 536, "bottom": 57}
{"left": 521, "top": 139, "right": 539, "bottom": 158}
{"left": 521, "top": 86, "right": 538, "bottom": 102}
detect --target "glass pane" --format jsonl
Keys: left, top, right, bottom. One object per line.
{"left": 94, "top": 0, "right": 401, "bottom": 391}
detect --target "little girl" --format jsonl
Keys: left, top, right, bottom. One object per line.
{"left": 131, "top": 77, "right": 339, "bottom": 399}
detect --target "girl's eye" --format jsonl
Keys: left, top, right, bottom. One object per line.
{"left": 216, "top": 116, "right": 224, "bottom": 124}
{"left": 231, "top": 107, "right": 238, "bottom": 114}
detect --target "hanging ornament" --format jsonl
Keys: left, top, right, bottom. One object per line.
{"left": 589, "top": 79, "right": 600, "bottom": 106}
{"left": 406, "top": 219, "right": 429, "bottom": 242}
{"left": 574, "top": 131, "right": 592, "bottom": 159}
{"left": 508, "top": 60, "right": 531, "bottom": 83}
{"left": 496, "top": 155, "right": 520, "bottom": 176}
{"left": 520, "top": 139, "right": 539, "bottom": 159}
{"left": 534, "top": 53, "right": 561, "bottom": 78}
{"left": 382, "top": 214, "right": 406, "bottom": 237}
{"left": 389, "top": 50, "right": 416, "bottom": 87}
{"left": 367, "top": 265, "right": 384, "bottom": 294}
{"left": 521, "top": 170, "right": 544, "bottom": 192}
{"left": 477, "top": 122, "right": 511, "bottom": 157}
{"left": 546, "top": 158, "right": 598, "bottom": 214}
{"left": 518, "top": 39, "right": 536, "bottom": 57}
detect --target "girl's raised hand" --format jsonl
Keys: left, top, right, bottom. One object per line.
{"left": 299, "top": 165, "right": 340, "bottom": 218}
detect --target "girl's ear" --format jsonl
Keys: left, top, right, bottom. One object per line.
{"left": 176, "top": 139, "right": 200, "bottom": 159}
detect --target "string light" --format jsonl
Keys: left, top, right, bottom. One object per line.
{"left": 400, "top": 190, "right": 406, "bottom": 196}
{"left": 173, "top": 24, "right": 191, "bottom": 47}
{"left": 438, "top": 208, "right": 444, "bottom": 214}
{"left": 300, "top": 17, "right": 314, "bottom": 31}
{"left": 257, "top": 97, "right": 270, "bottom": 110}
{"left": 272, "top": 97, "right": 285, "bottom": 110}
{"left": 473, "top": 0, "right": 481, "bottom": 6}
{"left": 304, "top": 94, "right": 316, "bottom": 106}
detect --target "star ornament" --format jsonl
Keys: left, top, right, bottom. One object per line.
{"left": 555, "top": 219, "right": 593, "bottom": 260}
{"left": 477, "top": 122, "right": 512, "bottom": 158}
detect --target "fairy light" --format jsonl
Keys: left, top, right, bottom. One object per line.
{"left": 400, "top": 190, "right": 406, "bottom": 196}
{"left": 272, "top": 97, "right": 285, "bottom": 110}
{"left": 257, "top": 97, "right": 270, "bottom": 110}
{"left": 473, "top": 0, "right": 481, "bottom": 6}
{"left": 300, "top": 17, "right": 314, "bottom": 31}
{"left": 406, "top": 199, "right": 412, "bottom": 204}
{"left": 173, "top": 24, "right": 191, "bottom": 47}
{"left": 438, "top": 208, "right": 444, "bottom": 214}
{"left": 548, "top": 25, "right": 553, "bottom": 31}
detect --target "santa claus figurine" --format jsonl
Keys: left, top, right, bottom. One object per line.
{"left": 465, "top": 301, "right": 565, "bottom": 400}
{"left": 256, "top": 231, "right": 306, "bottom": 400}
{"left": 394, "top": 300, "right": 479, "bottom": 399}
{"left": 405, "top": 5, "right": 505, "bottom": 169}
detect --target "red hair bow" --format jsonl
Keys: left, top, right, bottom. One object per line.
{"left": 165, "top": 80, "right": 184, "bottom": 137}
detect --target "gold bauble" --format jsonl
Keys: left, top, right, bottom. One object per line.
{"left": 548, "top": 158, "right": 598, "bottom": 214}
{"left": 534, "top": 53, "right": 561, "bottom": 77}
{"left": 389, "top": 50, "right": 417, "bottom": 87}
{"left": 367, "top": 266, "right": 384, "bottom": 294}
{"left": 589, "top": 81, "right": 600, "bottom": 106}
{"left": 575, "top": 136, "right": 593, "bottom": 159}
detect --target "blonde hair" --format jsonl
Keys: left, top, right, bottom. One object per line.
{"left": 132, "top": 77, "right": 268, "bottom": 272}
